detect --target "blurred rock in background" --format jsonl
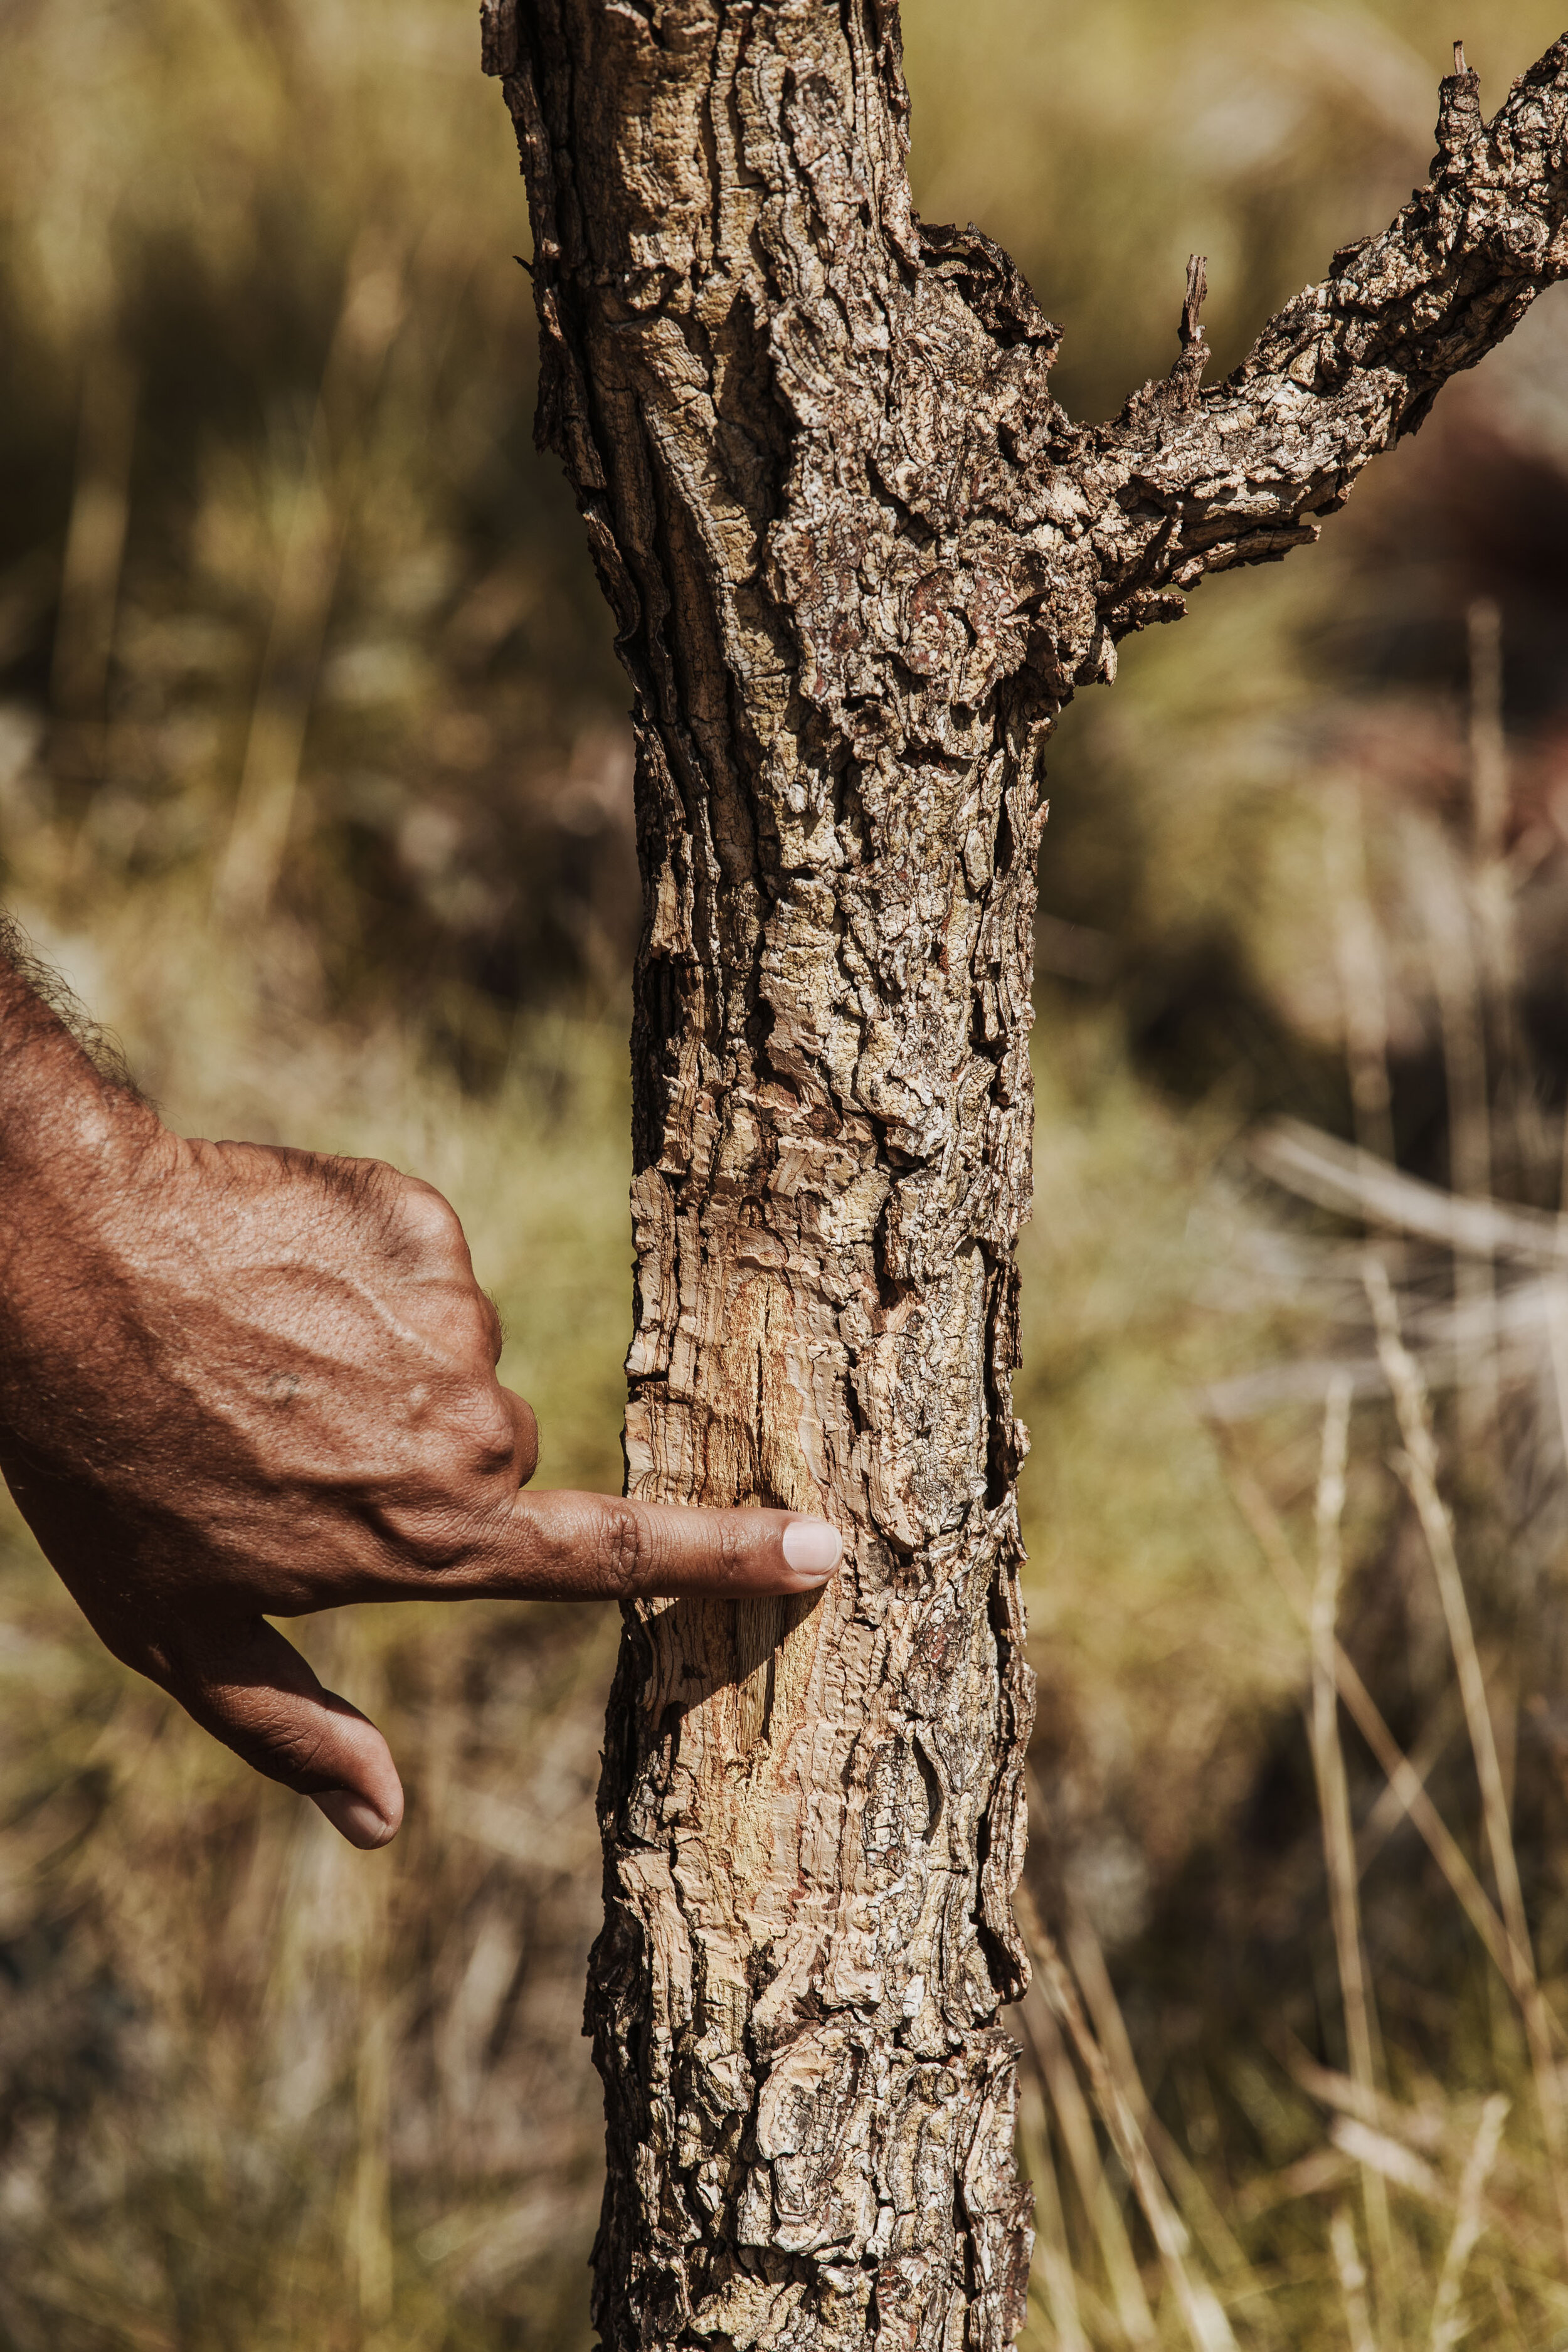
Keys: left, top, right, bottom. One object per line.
{"left": 9, "top": 1, "right": 1568, "bottom": 2344}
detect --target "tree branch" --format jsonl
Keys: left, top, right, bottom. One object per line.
{"left": 1080, "top": 37, "right": 1568, "bottom": 639}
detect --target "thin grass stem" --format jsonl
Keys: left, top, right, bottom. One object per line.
{"left": 1062, "top": 1902, "right": 1254, "bottom": 2286}
{"left": 1364, "top": 1259, "right": 1568, "bottom": 2263}
{"left": 1014, "top": 1983, "right": 1158, "bottom": 2347}
{"left": 1018, "top": 2071, "right": 1090, "bottom": 2352}
{"left": 1015, "top": 1883, "right": 1239, "bottom": 2352}
{"left": 1215, "top": 1446, "right": 1546, "bottom": 2037}
{"left": 1325, "top": 783, "right": 1395, "bottom": 1167}
{"left": 1331, "top": 2204, "right": 1378, "bottom": 2352}
{"left": 1310, "top": 1372, "right": 1394, "bottom": 2306}
{"left": 1407, "top": 821, "right": 1500, "bottom": 1449}
{"left": 1429, "top": 2095, "right": 1508, "bottom": 2352}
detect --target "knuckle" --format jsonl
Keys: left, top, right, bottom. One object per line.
{"left": 453, "top": 1291, "right": 504, "bottom": 1372}
{"left": 467, "top": 1394, "right": 520, "bottom": 1481}
{"left": 599, "top": 1502, "right": 655, "bottom": 1599}
{"left": 322, "top": 1150, "right": 401, "bottom": 1208}
{"left": 394, "top": 1177, "right": 467, "bottom": 1256}
{"left": 714, "top": 1512, "right": 749, "bottom": 1592}
{"left": 425, "top": 1377, "right": 519, "bottom": 1487}
{"left": 357, "top": 1160, "right": 469, "bottom": 1263}
{"left": 512, "top": 1403, "right": 539, "bottom": 1486}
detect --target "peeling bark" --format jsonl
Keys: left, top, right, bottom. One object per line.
{"left": 482, "top": 11, "right": 1568, "bottom": 2344}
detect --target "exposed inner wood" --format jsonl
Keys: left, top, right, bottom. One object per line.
{"left": 485, "top": 6, "right": 1568, "bottom": 2343}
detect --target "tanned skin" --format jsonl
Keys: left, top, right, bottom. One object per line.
{"left": 0, "top": 923, "right": 840, "bottom": 1847}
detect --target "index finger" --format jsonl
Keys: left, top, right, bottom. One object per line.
{"left": 471, "top": 1489, "right": 843, "bottom": 1601}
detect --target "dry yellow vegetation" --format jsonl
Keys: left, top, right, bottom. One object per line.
{"left": 6, "top": 1, "right": 1568, "bottom": 2344}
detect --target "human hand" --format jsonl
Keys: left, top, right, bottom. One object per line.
{"left": 0, "top": 1104, "right": 840, "bottom": 1848}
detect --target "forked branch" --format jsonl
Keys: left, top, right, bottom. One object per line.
{"left": 1085, "top": 40, "right": 1568, "bottom": 637}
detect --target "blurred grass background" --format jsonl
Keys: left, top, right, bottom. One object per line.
{"left": 7, "top": 0, "right": 1568, "bottom": 2343}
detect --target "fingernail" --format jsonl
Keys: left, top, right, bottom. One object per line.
{"left": 311, "top": 1790, "right": 396, "bottom": 1849}
{"left": 781, "top": 1518, "right": 842, "bottom": 1577}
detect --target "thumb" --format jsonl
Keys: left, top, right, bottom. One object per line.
{"left": 157, "top": 1613, "right": 404, "bottom": 1849}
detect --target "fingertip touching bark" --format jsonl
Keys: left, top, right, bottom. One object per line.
{"left": 484, "top": 8, "right": 1568, "bottom": 2344}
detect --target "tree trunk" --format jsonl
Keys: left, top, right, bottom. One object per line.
{"left": 481, "top": 8, "right": 1568, "bottom": 2343}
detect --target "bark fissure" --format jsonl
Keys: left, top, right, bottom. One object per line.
{"left": 485, "top": 6, "right": 1568, "bottom": 2343}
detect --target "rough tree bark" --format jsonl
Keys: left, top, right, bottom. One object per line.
{"left": 480, "top": 11, "right": 1568, "bottom": 2344}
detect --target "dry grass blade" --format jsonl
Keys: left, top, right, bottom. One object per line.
{"left": 1014, "top": 1981, "right": 1158, "bottom": 2346}
{"left": 1237, "top": 2147, "right": 1353, "bottom": 2223}
{"left": 1331, "top": 2116, "right": 1445, "bottom": 2205}
{"left": 1331, "top": 2204, "right": 1378, "bottom": 2352}
{"left": 1215, "top": 1446, "right": 1544, "bottom": 2035}
{"left": 1547, "top": 1284, "right": 1568, "bottom": 1495}
{"left": 1364, "top": 1259, "right": 1568, "bottom": 2261}
{"left": 1407, "top": 818, "right": 1499, "bottom": 1449}
{"left": 1281, "top": 2040, "right": 1446, "bottom": 2159}
{"left": 1429, "top": 2097, "right": 1508, "bottom": 2352}
{"left": 1310, "top": 1371, "right": 1394, "bottom": 2299}
{"left": 1014, "top": 1882, "right": 1240, "bottom": 2352}
{"left": 1355, "top": 1690, "right": 1463, "bottom": 1878}
{"left": 1251, "top": 1122, "right": 1565, "bottom": 1266}
{"left": 1468, "top": 600, "right": 1507, "bottom": 869}
{"left": 1325, "top": 782, "right": 1394, "bottom": 1167}
{"left": 1062, "top": 1902, "right": 1253, "bottom": 2284}
{"left": 352, "top": 1998, "right": 395, "bottom": 2327}
{"left": 1464, "top": 601, "right": 1536, "bottom": 1187}
{"left": 1017, "top": 2069, "right": 1089, "bottom": 2352}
